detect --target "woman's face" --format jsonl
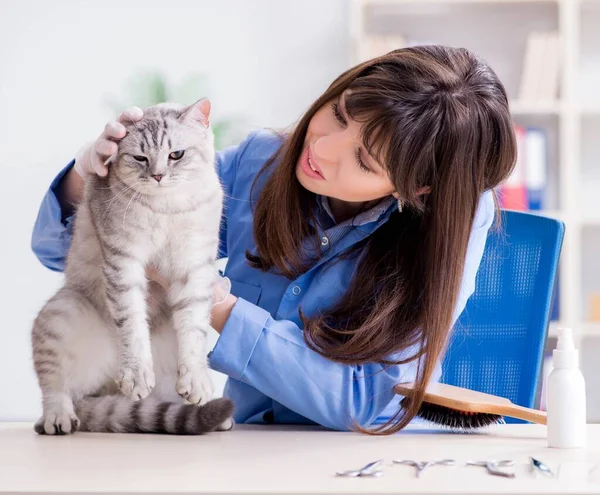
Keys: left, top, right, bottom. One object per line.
{"left": 296, "top": 91, "right": 396, "bottom": 204}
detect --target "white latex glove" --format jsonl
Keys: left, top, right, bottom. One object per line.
{"left": 213, "top": 273, "right": 232, "bottom": 306}
{"left": 74, "top": 106, "right": 144, "bottom": 178}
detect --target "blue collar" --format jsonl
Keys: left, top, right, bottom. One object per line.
{"left": 315, "top": 194, "right": 396, "bottom": 229}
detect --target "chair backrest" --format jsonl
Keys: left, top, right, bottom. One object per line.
{"left": 441, "top": 210, "right": 565, "bottom": 419}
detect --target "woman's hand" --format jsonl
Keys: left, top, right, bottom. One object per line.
{"left": 211, "top": 274, "right": 237, "bottom": 334}
{"left": 58, "top": 107, "right": 145, "bottom": 211}
{"left": 74, "top": 106, "right": 144, "bottom": 178}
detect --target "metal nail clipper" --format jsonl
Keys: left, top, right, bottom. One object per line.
{"left": 393, "top": 459, "right": 456, "bottom": 477}
{"left": 336, "top": 459, "right": 384, "bottom": 477}
{"left": 466, "top": 460, "right": 516, "bottom": 478}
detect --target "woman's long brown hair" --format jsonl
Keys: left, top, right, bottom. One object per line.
{"left": 247, "top": 46, "right": 517, "bottom": 434}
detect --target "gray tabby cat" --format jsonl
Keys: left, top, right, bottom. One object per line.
{"left": 31, "top": 98, "right": 234, "bottom": 435}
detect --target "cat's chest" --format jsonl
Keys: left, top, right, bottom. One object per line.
{"left": 142, "top": 213, "right": 204, "bottom": 250}
{"left": 145, "top": 213, "right": 216, "bottom": 276}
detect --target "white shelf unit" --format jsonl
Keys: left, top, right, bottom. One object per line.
{"left": 349, "top": 0, "right": 600, "bottom": 419}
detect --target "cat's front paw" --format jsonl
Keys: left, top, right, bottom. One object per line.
{"left": 34, "top": 407, "right": 80, "bottom": 435}
{"left": 117, "top": 360, "right": 155, "bottom": 401}
{"left": 176, "top": 363, "right": 213, "bottom": 405}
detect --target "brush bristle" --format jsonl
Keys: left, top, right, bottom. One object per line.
{"left": 401, "top": 397, "right": 504, "bottom": 430}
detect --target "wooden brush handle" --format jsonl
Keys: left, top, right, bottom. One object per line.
{"left": 497, "top": 404, "right": 547, "bottom": 425}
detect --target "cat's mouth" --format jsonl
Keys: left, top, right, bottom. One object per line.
{"left": 145, "top": 177, "right": 173, "bottom": 186}
{"left": 139, "top": 178, "right": 178, "bottom": 193}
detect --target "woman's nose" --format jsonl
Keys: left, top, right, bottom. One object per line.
{"left": 313, "top": 134, "right": 343, "bottom": 166}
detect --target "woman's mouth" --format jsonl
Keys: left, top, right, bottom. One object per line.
{"left": 300, "top": 147, "right": 325, "bottom": 180}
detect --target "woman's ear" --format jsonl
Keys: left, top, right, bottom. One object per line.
{"left": 392, "top": 186, "right": 430, "bottom": 200}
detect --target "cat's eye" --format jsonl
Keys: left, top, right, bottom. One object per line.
{"left": 169, "top": 150, "right": 185, "bottom": 160}
{"left": 132, "top": 155, "right": 148, "bottom": 162}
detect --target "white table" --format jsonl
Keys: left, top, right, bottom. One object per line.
{"left": 1, "top": 423, "right": 600, "bottom": 494}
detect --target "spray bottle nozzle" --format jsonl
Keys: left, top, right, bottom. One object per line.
{"left": 553, "top": 327, "right": 578, "bottom": 368}
{"left": 556, "top": 327, "right": 574, "bottom": 350}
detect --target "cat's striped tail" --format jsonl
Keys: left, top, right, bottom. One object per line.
{"left": 71, "top": 395, "right": 234, "bottom": 435}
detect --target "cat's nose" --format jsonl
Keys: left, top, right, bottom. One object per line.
{"left": 151, "top": 174, "right": 164, "bottom": 183}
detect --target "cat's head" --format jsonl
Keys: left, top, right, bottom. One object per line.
{"left": 111, "top": 98, "right": 216, "bottom": 194}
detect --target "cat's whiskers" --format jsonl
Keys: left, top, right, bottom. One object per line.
{"left": 123, "top": 191, "right": 141, "bottom": 230}
{"left": 122, "top": 188, "right": 144, "bottom": 230}
{"left": 101, "top": 180, "right": 143, "bottom": 223}
{"left": 101, "top": 188, "right": 135, "bottom": 223}
{"left": 100, "top": 179, "right": 138, "bottom": 205}
{"left": 99, "top": 180, "right": 137, "bottom": 205}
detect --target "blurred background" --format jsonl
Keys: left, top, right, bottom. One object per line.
{"left": 1, "top": 0, "right": 599, "bottom": 423}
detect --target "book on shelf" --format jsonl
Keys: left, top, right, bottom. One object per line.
{"left": 518, "top": 30, "right": 561, "bottom": 102}
{"left": 498, "top": 125, "right": 548, "bottom": 212}
{"left": 524, "top": 128, "right": 548, "bottom": 211}
{"left": 498, "top": 125, "right": 528, "bottom": 211}
{"left": 589, "top": 293, "right": 600, "bottom": 322}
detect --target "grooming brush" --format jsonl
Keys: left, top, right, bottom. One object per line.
{"left": 394, "top": 382, "right": 547, "bottom": 430}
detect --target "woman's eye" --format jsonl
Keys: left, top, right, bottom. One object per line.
{"left": 133, "top": 155, "right": 148, "bottom": 162}
{"left": 169, "top": 150, "right": 185, "bottom": 160}
{"left": 356, "top": 149, "right": 371, "bottom": 173}
{"left": 331, "top": 101, "right": 346, "bottom": 126}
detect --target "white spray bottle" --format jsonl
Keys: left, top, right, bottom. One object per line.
{"left": 546, "top": 327, "right": 587, "bottom": 449}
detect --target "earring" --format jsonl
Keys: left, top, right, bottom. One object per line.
{"left": 397, "top": 198, "right": 403, "bottom": 213}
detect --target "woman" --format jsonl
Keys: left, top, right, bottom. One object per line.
{"left": 31, "top": 45, "right": 516, "bottom": 434}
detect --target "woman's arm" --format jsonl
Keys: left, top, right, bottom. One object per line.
{"left": 56, "top": 167, "right": 85, "bottom": 215}
{"left": 209, "top": 298, "right": 405, "bottom": 431}
{"left": 208, "top": 192, "right": 496, "bottom": 431}
{"left": 31, "top": 161, "right": 79, "bottom": 272}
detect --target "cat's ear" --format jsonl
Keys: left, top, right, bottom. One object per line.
{"left": 180, "top": 98, "right": 211, "bottom": 128}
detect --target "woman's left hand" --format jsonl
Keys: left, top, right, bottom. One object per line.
{"left": 210, "top": 274, "right": 237, "bottom": 334}
{"left": 145, "top": 266, "right": 237, "bottom": 334}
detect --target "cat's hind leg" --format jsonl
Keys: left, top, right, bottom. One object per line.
{"left": 32, "top": 288, "right": 118, "bottom": 435}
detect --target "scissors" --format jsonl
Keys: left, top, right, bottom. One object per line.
{"left": 393, "top": 459, "right": 456, "bottom": 478}
{"left": 466, "top": 460, "right": 515, "bottom": 478}
{"left": 336, "top": 459, "right": 384, "bottom": 477}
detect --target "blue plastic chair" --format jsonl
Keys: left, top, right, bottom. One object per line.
{"left": 441, "top": 209, "right": 565, "bottom": 422}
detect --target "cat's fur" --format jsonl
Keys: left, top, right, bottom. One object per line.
{"left": 31, "top": 99, "right": 234, "bottom": 435}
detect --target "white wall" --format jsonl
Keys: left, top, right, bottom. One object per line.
{"left": 0, "top": 0, "right": 350, "bottom": 421}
